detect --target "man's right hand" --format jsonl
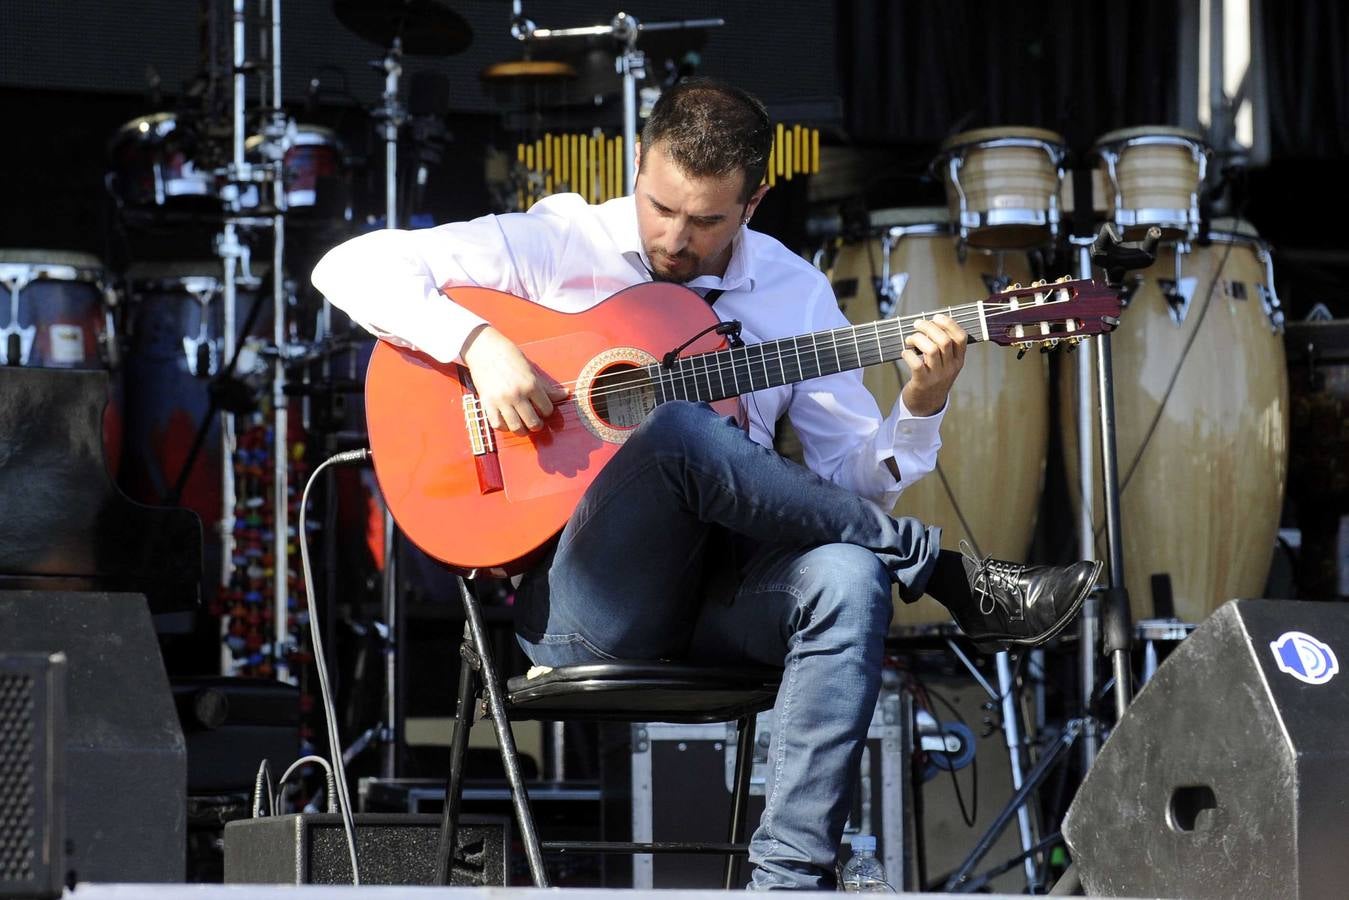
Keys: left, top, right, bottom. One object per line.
{"left": 461, "top": 325, "right": 569, "bottom": 435}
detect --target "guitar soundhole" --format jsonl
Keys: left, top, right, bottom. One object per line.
{"left": 589, "top": 363, "right": 658, "bottom": 428}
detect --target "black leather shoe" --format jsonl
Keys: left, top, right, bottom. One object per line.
{"left": 952, "top": 547, "right": 1103, "bottom": 650}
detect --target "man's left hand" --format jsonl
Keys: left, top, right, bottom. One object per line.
{"left": 899, "top": 314, "right": 968, "bottom": 417}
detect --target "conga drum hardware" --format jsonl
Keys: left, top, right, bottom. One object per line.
{"left": 935, "top": 127, "right": 1067, "bottom": 252}
{"left": 1093, "top": 127, "right": 1210, "bottom": 241}
{"left": 1060, "top": 221, "right": 1289, "bottom": 625}
{"left": 0, "top": 253, "right": 119, "bottom": 369}
{"left": 865, "top": 211, "right": 1022, "bottom": 318}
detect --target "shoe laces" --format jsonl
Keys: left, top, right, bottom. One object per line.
{"left": 959, "top": 540, "right": 1026, "bottom": 618}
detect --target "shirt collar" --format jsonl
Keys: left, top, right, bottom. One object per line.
{"left": 598, "top": 194, "right": 757, "bottom": 293}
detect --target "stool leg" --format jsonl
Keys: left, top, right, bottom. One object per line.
{"left": 459, "top": 577, "right": 551, "bottom": 887}
{"left": 435, "top": 626, "right": 479, "bottom": 885}
{"left": 724, "top": 714, "right": 758, "bottom": 889}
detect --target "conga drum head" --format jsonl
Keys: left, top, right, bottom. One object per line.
{"left": 1060, "top": 223, "right": 1288, "bottom": 624}
{"left": 936, "top": 127, "right": 1067, "bottom": 251}
{"left": 1092, "top": 126, "right": 1209, "bottom": 240}
{"left": 830, "top": 210, "right": 1049, "bottom": 631}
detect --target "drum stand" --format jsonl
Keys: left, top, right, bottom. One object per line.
{"left": 210, "top": 0, "right": 294, "bottom": 680}
{"left": 1071, "top": 225, "right": 1162, "bottom": 750}
{"left": 510, "top": 5, "right": 724, "bottom": 194}
{"left": 940, "top": 227, "right": 1161, "bottom": 893}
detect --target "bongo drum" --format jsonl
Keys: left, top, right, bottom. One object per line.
{"left": 0, "top": 250, "right": 123, "bottom": 472}
{"left": 1093, "top": 126, "right": 1209, "bottom": 240}
{"left": 936, "top": 127, "right": 1067, "bottom": 251}
{"left": 107, "top": 113, "right": 218, "bottom": 220}
{"left": 1059, "top": 221, "right": 1289, "bottom": 624}
{"left": 831, "top": 209, "right": 1049, "bottom": 629}
{"left": 241, "top": 124, "right": 351, "bottom": 223}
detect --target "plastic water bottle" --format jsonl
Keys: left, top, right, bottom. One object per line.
{"left": 841, "top": 834, "right": 891, "bottom": 892}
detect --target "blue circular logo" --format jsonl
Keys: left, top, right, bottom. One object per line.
{"left": 1270, "top": 631, "right": 1340, "bottom": 685}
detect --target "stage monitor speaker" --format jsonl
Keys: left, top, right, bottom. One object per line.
{"left": 0, "top": 591, "right": 186, "bottom": 883}
{"left": 1064, "top": 599, "right": 1349, "bottom": 899}
{"left": 0, "top": 653, "right": 67, "bottom": 899}
{"left": 223, "top": 813, "right": 509, "bottom": 885}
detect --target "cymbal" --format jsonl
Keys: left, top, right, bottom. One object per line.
{"left": 333, "top": 0, "right": 472, "bottom": 56}
{"left": 480, "top": 60, "right": 578, "bottom": 83}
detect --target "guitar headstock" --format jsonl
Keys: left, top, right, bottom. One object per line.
{"left": 980, "top": 278, "right": 1122, "bottom": 351}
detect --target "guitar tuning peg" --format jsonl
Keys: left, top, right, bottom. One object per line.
{"left": 1004, "top": 282, "right": 1023, "bottom": 293}
{"left": 1031, "top": 278, "right": 1047, "bottom": 288}
{"left": 1054, "top": 275, "right": 1073, "bottom": 284}
{"left": 1016, "top": 346, "right": 1028, "bottom": 360}
{"left": 1039, "top": 339, "right": 1060, "bottom": 354}
{"left": 1064, "top": 338, "right": 1078, "bottom": 353}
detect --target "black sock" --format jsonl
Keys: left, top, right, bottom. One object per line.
{"left": 922, "top": 549, "right": 973, "bottom": 610}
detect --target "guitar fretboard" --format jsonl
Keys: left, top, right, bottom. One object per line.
{"left": 643, "top": 302, "right": 989, "bottom": 405}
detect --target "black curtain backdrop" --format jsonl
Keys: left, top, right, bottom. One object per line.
{"left": 1264, "top": 0, "right": 1349, "bottom": 159}
{"left": 837, "top": 0, "right": 1179, "bottom": 152}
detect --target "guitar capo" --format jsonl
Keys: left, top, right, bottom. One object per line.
{"left": 662, "top": 319, "right": 745, "bottom": 369}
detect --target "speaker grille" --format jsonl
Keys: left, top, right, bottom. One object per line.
{"left": 0, "top": 672, "right": 36, "bottom": 882}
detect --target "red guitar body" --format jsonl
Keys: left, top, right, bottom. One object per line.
{"left": 364, "top": 282, "right": 736, "bottom": 575}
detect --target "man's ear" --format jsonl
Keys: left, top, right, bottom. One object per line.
{"left": 633, "top": 140, "right": 642, "bottom": 177}
{"left": 744, "top": 182, "right": 771, "bottom": 221}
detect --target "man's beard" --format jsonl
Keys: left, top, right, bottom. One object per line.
{"left": 646, "top": 247, "right": 697, "bottom": 284}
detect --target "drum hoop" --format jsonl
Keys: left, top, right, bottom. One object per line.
{"left": 961, "top": 209, "right": 1059, "bottom": 228}
{"left": 0, "top": 262, "right": 106, "bottom": 285}
{"left": 1112, "top": 207, "right": 1197, "bottom": 229}
{"left": 936, "top": 136, "right": 1068, "bottom": 166}
{"left": 1093, "top": 125, "right": 1208, "bottom": 152}
{"left": 940, "top": 125, "right": 1066, "bottom": 153}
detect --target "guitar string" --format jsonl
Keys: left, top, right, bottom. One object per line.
{"left": 466, "top": 294, "right": 1091, "bottom": 446}
{"left": 463, "top": 293, "right": 1086, "bottom": 435}
{"left": 552, "top": 293, "right": 1079, "bottom": 404}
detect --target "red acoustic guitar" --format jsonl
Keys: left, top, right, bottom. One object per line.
{"left": 364, "top": 278, "right": 1122, "bottom": 575}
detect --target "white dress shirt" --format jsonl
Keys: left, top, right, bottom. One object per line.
{"left": 311, "top": 193, "right": 944, "bottom": 511}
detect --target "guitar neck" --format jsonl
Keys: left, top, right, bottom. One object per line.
{"left": 646, "top": 300, "right": 989, "bottom": 405}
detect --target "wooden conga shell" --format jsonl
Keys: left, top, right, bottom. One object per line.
{"left": 831, "top": 210, "right": 1048, "bottom": 629}
{"left": 1059, "top": 225, "right": 1289, "bottom": 623}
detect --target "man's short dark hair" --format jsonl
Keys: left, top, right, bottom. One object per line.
{"left": 639, "top": 78, "right": 773, "bottom": 202}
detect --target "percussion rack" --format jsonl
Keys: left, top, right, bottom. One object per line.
{"left": 215, "top": 0, "right": 295, "bottom": 682}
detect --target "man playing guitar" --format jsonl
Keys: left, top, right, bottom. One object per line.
{"left": 313, "top": 78, "right": 1100, "bottom": 890}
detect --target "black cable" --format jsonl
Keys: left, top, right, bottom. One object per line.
{"left": 298, "top": 446, "right": 373, "bottom": 884}
{"left": 916, "top": 679, "right": 979, "bottom": 829}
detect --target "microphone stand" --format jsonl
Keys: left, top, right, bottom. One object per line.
{"left": 1071, "top": 224, "right": 1162, "bottom": 744}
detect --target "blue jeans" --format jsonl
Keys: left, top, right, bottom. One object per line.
{"left": 514, "top": 402, "right": 940, "bottom": 889}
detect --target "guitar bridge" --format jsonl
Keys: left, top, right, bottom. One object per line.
{"left": 460, "top": 372, "right": 504, "bottom": 494}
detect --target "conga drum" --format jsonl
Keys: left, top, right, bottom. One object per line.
{"left": 0, "top": 250, "right": 123, "bottom": 473}
{"left": 831, "top": 209, "right": 1049, "bottom": 630}
{"left": 119, "top": 261, "right": 274, "bottom": 598}
{"left": 1092, "top": 127, "right": 1209, "bottom": 240}
{"left": 935, "top": 127, "right": 1067, "bottom": 250}
{"left": 1060, "top": 221, "right": 1289, "bottom": 623}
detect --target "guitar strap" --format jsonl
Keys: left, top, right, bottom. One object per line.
{"left": 702, "top": 288, "right": 725, "bottom": 306}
